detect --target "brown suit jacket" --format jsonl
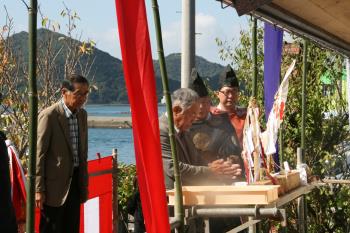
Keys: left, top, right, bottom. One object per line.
{"left": 159, "top": 115, "right": 213, "bottom": 189}
{"left": 36, "top": 101, "right": 88, "bottom": 207}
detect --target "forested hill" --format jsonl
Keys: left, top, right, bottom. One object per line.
{"left": 11, "top": 29, "right": 225, "bottom": 103}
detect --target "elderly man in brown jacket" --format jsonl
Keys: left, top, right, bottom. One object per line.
{"left": 35, "top": 74, "right": 89, "bottom": 233}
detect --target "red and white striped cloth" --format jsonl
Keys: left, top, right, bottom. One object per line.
{"left": 35, "top": 156, "right": 114, "bottom": 233}
{"left": 80, "top": 156, "right": 113, "bottom": 233}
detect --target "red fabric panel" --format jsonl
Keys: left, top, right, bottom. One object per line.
{"left": 114, "top": 1, "right": 170, "bottom": 232}
{"left": 35, "top": 208, "right": 40, "bottom": 233}
{"left": 88, "top": 157, "right": 113, "bottom": 198}
{"left": 99, "top": 193, "right": 112, "bottom": 233}
{"left": 80, "top": 205, "right": 84, "bottom": 233}
{"left": 9, "top": 148, "right": 26, "bottom": 222}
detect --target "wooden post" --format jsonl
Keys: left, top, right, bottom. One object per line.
{"left": 112, "top": 148, "right": 118, "bottom": 233}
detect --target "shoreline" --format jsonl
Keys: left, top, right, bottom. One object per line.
{"left": 88, "top": 116, "right": 132, "bottom": 128}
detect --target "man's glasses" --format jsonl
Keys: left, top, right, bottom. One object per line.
{"left": 67, "top": 89, "right": 89, "bottom": 98}
{"left": 73, "top": 91, "right": 89, "bottom": 98}
{"left": 218, "top": 90, "right": 239, "bottom": 97}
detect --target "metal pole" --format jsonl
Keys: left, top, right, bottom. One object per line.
{"left": 248, "top": 216, "right": 256, "bottom": 233}
{"left": 112, "top": 149, "right": 118, "bottom": 233}
{"left": 297, "top": 39, "right": 308, "bottom": 233}
{"left": 151, "top": 1, "right": 185, "bottom": 232}
{"left": 252, "top": 18, "right": 258, "bottom": 98}
{"left": 26, "top": 0, "right": 38, "bottom": 232}
{"left": 181, "top": 0, "right": 195, "bottom": 88}
{"left": 194, "top": 207, "right": 284, "bottom": 217}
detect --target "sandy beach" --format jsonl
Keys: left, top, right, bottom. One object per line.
{"left": 88, "top": 116, "right": 132, "bottom": 128}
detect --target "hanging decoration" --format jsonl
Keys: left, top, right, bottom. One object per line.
{"left": 242, "top": 60, "right": 296, "bottom": 183}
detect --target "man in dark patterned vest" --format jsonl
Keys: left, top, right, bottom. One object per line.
{"left": 187, "top": 69, "right": 244, "bottom": 233}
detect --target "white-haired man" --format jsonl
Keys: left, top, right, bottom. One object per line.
{"left": 160, "top": 88, "right": 242, "bottom": 190}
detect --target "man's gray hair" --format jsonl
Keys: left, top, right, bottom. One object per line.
{"left": 171, "top": 88, "right": 199, "bottom": 111}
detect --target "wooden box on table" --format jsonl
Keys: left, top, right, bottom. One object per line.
{"left": 166, "top": 185, "right": 279, "bottom": 206}
{"left": 250, "top": 170, "right": 301, "bottom": 195}
{"left": 274, "top": 170, "right": 301, "bottom": 194}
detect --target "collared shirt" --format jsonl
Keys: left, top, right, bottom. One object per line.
{"left": 61, "top": 99, "right": 79, "bottom": 167}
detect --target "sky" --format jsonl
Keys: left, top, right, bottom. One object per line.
{"left": 0, "top": 0, "right": 250, "bottom": 65}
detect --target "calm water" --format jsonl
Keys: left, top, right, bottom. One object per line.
{"left": 86, "top": 105, "right": 166, "bottom": 164}
{"left": 88, "top": 128, "right": 135, "bottom": 163}
{"left": 85, "top": 104, "right": 166, "bottom": 117}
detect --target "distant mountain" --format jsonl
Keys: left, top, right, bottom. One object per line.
{"left": 153, "top": 53, "right": 225, "bottom": 89}
{"left": 10, "top": 29, "right": 224, "bottom": 103}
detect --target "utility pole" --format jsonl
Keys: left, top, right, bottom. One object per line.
{"left": 181, "top": 0, "right": 195, "bottom": 88}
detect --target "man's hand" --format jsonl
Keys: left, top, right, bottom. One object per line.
{"left": 208, "top": 159, "right": 225, "bottom": 175}
{"left": 35, "top": 192, "right": 45, "bottom": 209}
{"left": 208, "top": 159, "right": 242, "bottom": 179}
{"left": 221, "top": 161, "right": 242, "bottom": 179}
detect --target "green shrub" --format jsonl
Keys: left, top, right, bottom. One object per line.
{"left": 216, "top": 20, "right": 350, "bottom": 232}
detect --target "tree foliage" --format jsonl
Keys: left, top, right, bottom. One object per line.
{"left": 0, "top": 7, "right": 95, "bottom": 160}
{"left": 117, "top": 162, "right": 137, "bottom": 213}
{"left": 216, "top": 21, "right": 350, "bottom": 232}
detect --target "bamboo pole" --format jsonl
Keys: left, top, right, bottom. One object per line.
{"left": 251, "top": 18, "right": 260, "bottom": 183}
{"left": 252, "top": 18, "right": 258, "bottom": 99}
{"left": 301, "top": 39, "right": 307, "bottom": 155}
{"left": 249, "top": 18, "right": 258, "bottom": 233}
{"left": 26, "top": 0, "right": 38, "bottom": 232}
{"left": 346, "top": 58, "right": 350, "bottom": 127}
{"left": 151, "top": 1, "right": 184, "bottom": 232}
{"left": 297, "top": 39, "right": 308, "bottom": 233}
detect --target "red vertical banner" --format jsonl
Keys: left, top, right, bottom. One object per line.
{"left": 114, "top": 1, "right": 170, "bottom": 233}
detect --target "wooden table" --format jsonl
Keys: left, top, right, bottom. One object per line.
{"left": 168, "top": 184, "right": 316, "bottom": 233}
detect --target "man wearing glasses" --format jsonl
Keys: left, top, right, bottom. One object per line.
{"left": 212, "top": 65, "right": 246, "bottom": 147}
{"left": 35, "top": 74, "right": 89, "bottom": 233}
